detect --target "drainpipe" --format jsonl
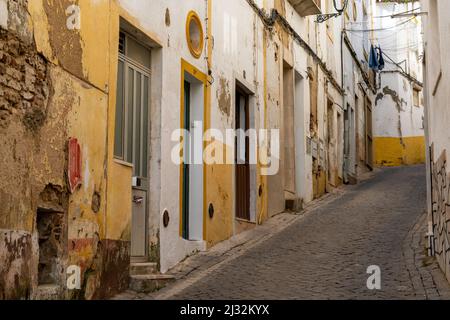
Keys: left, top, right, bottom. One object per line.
{"left": 422, "top": 50, "right": 434, "bottom": 256}
{"left": 205, "top": 0, "right": 213, "bottom": 77}
{"left": 341, "top": 27, "right": 348, "bottom": 184}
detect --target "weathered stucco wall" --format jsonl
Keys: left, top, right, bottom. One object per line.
{"left": 0, "top": 0, "right": 63, "bottom": 299}
{"left": 0, "top": 0, "right": 130, "bottom": 299}
{"left": 1, "top": 0, "right": 379, "bottom": 299}
{"left": 373, "top": 1, "right": 425, "bottom": 167}
{"left": 422, "top": 0, "right": 450, "bottom": 284}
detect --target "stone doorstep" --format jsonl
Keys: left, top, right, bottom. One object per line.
{"left": 33, "top": 284, "right": 61, "bottom": 300}
{"left": 130, "top": 262, "right": 158, "bottom": 276}
{"left": 129, "top": 274, "right": 176, "bottom": 294}
{"left": 129, "top": 262, "right": 175, "bottom": 294}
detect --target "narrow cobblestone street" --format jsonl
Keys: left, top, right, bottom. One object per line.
{"left": 122, "top": 165, "right": 450, "bottom": 300}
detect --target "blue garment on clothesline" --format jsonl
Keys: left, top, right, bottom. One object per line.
{"left": 377, "top": 47, "right": 385, "bottom": 71}
{"left": 369, "top": 45, "right": 379, "bottom": 70}
{"left": 369, "top": 45, "right": 386, "bottom": 72}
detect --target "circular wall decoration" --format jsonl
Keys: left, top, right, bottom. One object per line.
{"left": 186, "top": 11, "right": 204, "bottom": 59}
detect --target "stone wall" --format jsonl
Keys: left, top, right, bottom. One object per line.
{"left": 0, "top": 0, "right": 67, "bottom": 299}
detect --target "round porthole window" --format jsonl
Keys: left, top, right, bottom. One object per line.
{"left": 186, "top": 11, "right": 204, "bottom": 59}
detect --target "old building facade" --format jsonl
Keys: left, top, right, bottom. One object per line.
{"left": 342, "top": 0, "right": 377, "bottom": 181}
{"left": 0, "top": 0, "right": 376, "bottom": 299}
{"left": 421, "top": 0, "right": 450, "bottom": 284}
{"left": 372, "top": 0, "right": 425, "bottom": 167}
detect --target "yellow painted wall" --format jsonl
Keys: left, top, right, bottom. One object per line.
{"left": 105, "top": 3, "right": 133, "bottom": 242}
{"left": 374, "top": 136, "right": 426, "bottom": 167}
{"left": 28, "top": 0, "right": 114, "bottom": 234}
{"left": 26, "top": 0, "right": 132, "bottom": 298}
{"left": 205, "top": 162, "right": 234, "bottom": 248}
{"left": 29, "top": 0, "right": 110, "bottom": 91}
{"left": 28, "top": 0, "right": 132, "bottom": 242}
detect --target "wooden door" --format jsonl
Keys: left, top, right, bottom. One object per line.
{"left": 365, "top": 98, "right": 373, "bottom": 169}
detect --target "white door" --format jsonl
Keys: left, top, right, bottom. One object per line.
{"left": 182, "top": 76, "right": 204, "bottom": 241}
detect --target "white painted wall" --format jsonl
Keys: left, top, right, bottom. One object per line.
{"left": 118, "top": 0, "right": 271, "bottom": 272}
{"left": 423, "top": 0, "right": 450, "bottom": 158}
{"left": 117, "top": 0, "right": 377, "bottom": 272}
{"left": 373, "top": 1, "right": 424, "bottom": 139}
{"left": 421, "top": 0, "right": 450, "bottom": 283}
{"left": 119, "top": 0, "right": 208, "bottom": 272}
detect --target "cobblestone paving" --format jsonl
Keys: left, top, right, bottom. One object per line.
{"left": 168, "top": 166, "right": 450, "bottom": 300}
{"left": 116, "top": 165, "right": 450, "bottom": 300}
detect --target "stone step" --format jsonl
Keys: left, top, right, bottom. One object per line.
{"left": 130, "top": 262, "right": 158, "bottom": 276}
{"left": 129, "top": 274, "right": 176, "bottom": 293}
{"left": 33, "top": 284, "right": 61, "bottom": 300}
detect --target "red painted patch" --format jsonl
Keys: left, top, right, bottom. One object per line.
{"left": 69, "top": 238, "right": 94, "bottom": 251}
{"left": 68, "top": 138, "right": 82, "bottom": 193}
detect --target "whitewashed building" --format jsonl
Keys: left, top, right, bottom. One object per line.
{"left": 421, "top": 0, "right": 450, "bottom": 284}
{"left": 371, "top": 0, "right": 425, "bottom": 167}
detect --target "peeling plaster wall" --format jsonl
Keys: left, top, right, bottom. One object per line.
{"left": 209, "top": 0, "right": 265, "bottom": 239}
{"left": 31, "top": 0, "right": 126, "bottom": 299}
{"left": 0, "top": 0, "right": 128, "bottom": 299}
{"left": 271, "top": 0, "right": 350, "bottom": 203}
{"left": 341, "top": 0, "right": 375, "bottom": 178}
{"left": 1, "top": 0, "right": 381, "bottom": 298}
{"left": 0, "top": 0, "right": 62, "bottom": 299}
{"left": 117, "top": 0, "right": 270, "bottom": 273}
{"left": 422, "top": 0, "right": 450, "bottom": 284}
{"left": 266, "top": 27, "right": 285, "bottom": 217}
{"left": 372, "top": 1, "right": 425, "bottom": 167}
{"left": 116, "top": 0, "right": 326, "bottom": 271}
{"left": 343, "top": 40, "right": 370, "bottom": 177}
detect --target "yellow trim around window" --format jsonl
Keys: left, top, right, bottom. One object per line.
{"left": 186, "top": 11, "right": 204, "bottom": 59}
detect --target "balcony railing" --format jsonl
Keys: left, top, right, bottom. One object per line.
{"left": 287, "top": 0, "right": 322, "bottom": 17}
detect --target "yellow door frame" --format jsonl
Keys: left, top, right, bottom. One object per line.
{"left": 179, "top": 59, "right": 209, "bottom": 240}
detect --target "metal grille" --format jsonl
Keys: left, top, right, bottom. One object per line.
{"left": 119, "top": 32, "right": 125, "bottom": 54}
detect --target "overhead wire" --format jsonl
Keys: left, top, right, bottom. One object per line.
{"left": 371, "top": 7, "right": 420, "bottom": 19}
{"left": 345, "top": 17, "right": 415, "bottom": 33}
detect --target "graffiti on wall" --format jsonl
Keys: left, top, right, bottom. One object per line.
{"left": 431, "top": 146, "right": 450, "bottom": 282}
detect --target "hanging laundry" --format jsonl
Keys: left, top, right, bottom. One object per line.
{"left": 369, "top": 44, "right": 379, "bottom": 71}
{"left": 377, "top": 47, "right": 385, "bottom": 71}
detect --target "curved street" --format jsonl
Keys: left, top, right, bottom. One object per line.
{"left": 141, "top": 166, "right": 450, "bottom": 300}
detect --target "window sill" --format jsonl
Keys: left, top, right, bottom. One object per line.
{"left": 114, "top": 158, "right": 134, "bottom": 168}
{"left": 235, "top": 217, "right": 257, "bottom": 225}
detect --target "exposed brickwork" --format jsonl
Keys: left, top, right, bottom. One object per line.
{"left": 0, "top": 28, "right": 50, "bottom": 131}
{"left": 0, "top": 0, "right": 58, "bottom": 300}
